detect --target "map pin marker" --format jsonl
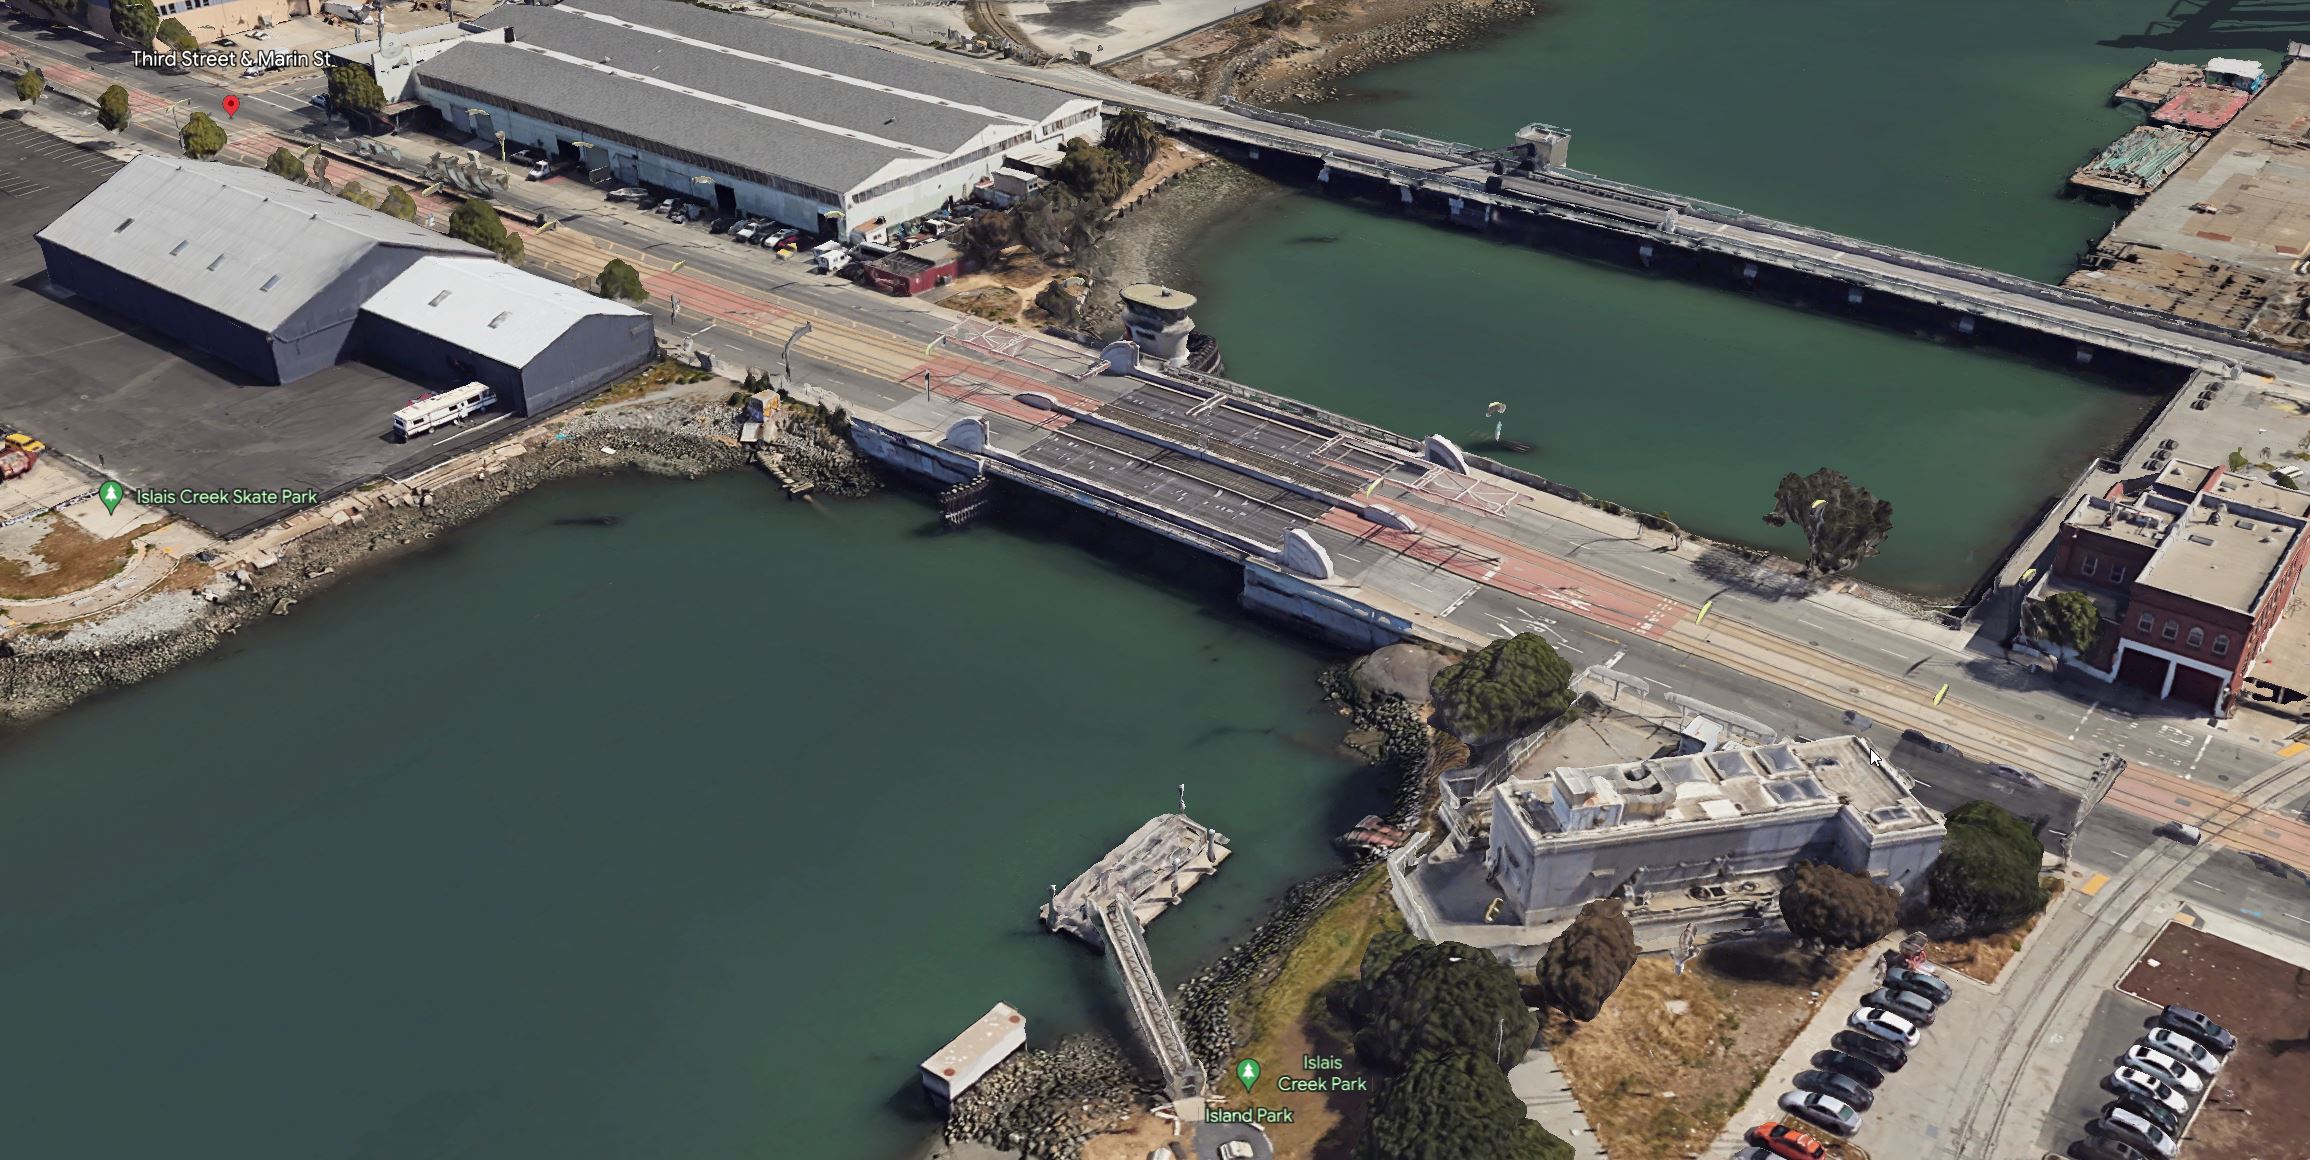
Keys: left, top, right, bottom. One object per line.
{"left": 1235, "top": 1058, "right": 1260, "bottom": 1093}
{"left": 99, "top": 480, "right": 124, "bottom": 514}
{"left": 222, "top": 94, "right": 240, "bottom": 119}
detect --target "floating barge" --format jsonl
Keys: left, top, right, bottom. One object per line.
{"left": 1041, "top": 813, "right": 1231, "bottom": 947}
{"left": 920, "top": 1003, "right": 1027, "bottom": 1111}
{"left": 2070, "top": 125, "right": 2206, "bottom": 199}
{"left": 2115, "top": 60, "right": 2205, "bottom": 107}
{"left": 2151, "top": 84, "right": 2253, "bottom": 131}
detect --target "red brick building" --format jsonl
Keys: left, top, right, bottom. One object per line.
{"left": 2038, "top": 461, "right": 2310, "bottom": 714}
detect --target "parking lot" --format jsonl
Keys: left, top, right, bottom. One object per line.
{"left": 2111, "top": 923, "right": 2310, "bottom": 1156}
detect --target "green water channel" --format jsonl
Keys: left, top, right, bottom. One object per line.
{"left": 0, "top": 478, "right": 1376, "bottom": 1159}
{"left": 1184, "top": 0, "right": 2279, "bottom": 595}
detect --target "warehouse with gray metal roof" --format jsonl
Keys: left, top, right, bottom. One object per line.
{"left": 37, "top": 156, "right": 652, "bottom": 412}
{"left": 399, "top": 0, "right": 1103, "bottom": 240}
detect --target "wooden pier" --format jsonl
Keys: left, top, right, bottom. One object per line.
{"left": 1041, "top": 813, "right": 1231, "bottom": 947}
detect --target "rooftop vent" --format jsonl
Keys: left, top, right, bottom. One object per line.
{"left": 114, "top": 218, "right": 134, "bottom": 233}
{"left": 429, "top": 290, "right": 452, "bottom": 307}
{"left": 169, "top": 240, "right": 188, "bottom": 256}
{"left": 2189, "top": 534, "right": 2217, "bottom": 546}
{"left": 259, "top": 274, "right": 281, "bottom": 292}
{"left": 206, "top": 254, "right": 225, "bottom": 271}
{"left": 488, "top": 311, "right": 510, "bottom": 328}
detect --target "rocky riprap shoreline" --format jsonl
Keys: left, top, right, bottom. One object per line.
{"left": 1246, "top": 0, "right": 1544, "bottom": 105}
{"left": 0, "top": 396, "right": 874, "bottom": 725}
{"left": 944, "top": 1034, "right": 1161, "bottom": 1160}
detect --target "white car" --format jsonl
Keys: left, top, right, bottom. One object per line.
{"left": 1218, "top": 1143, "right": 1255, "bottom": 1160}
{"left": 2118, "top": 1045, "right": 2203, "bottom": 1095}
{"left": 1846, "top": 1007, "right": 1921, "bottom": 1048}
{"left": 241, "top": 62, "right": 267, "bottom": 79}
{"left": 2141, "top": 1028, "right": 2222, "bottom": 1077}
{"left": 2107, "top": 1065, "right": 2189, "bottom": 1117}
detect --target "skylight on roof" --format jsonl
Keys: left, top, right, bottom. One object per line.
{"left": 429, "top": 290, "right": 452, "bottom": 307}
{"left": 260, "top": 274, "right": 281, "bottom": 292}
{"left": 488, "top": 311, "right": 511, "bottom": 328}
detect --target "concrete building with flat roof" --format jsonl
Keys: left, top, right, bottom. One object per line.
{"left": 2037, "top": 460, "right": 2310, "bottom": 712}
{"left": 397, "top": 0, "right": 1102, "bottom": 242}
{"left": 1484, "top": 736, "right": 1944, "bottom": 923}
{"left": 920, "top": 1003, "right": 1025, "bottom": 1110}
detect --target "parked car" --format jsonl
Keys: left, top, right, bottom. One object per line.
{"left": 1863, "top": 987, "right": 1938, "bottom": 1026}
{"left": 1882, "top": 966, "right": 1954, "bottom": 1005}
{"left": 2090, "top": 1107, "right": 2179, "bottom": 1159}
{"left": 607, "top": 187, "right": 652, "bottom": 202}
{"left": 241, "top": 62, "right": 267, "bottom": 78}
{"left": 308, "top": 93, "right": 330, "bottom": 111}
{"left": 731, "top": 218, "right": 765, "bottom": 243}
{"left": 1733, "top": 1149, "right": 1775, "bottom": 1160}
{"left": 2118, "top": 1045, "right": 2203, "bottom": 1095}
{"left": 2157, "top": 1004, "right": 2236, "bottom": 1053}
{"left": 246, "top": 28, "right": 268, "bottom": 39}
{"left": 763, "top": 227, "right": 799, "bottom": 249}
{"left": 1848, "top": 1006, "right": 1922, "bottom": 1047}
{"left": 635, "top": 194, "right": 663, "bottom": 211}
{"left": 526, "top": 158, "right": 572, "bottom": 181}
{"left": 1830, "top": 1029, "right": 1907, "bottom": 1072}
{"left": 1810, "top": 1048, "right": 1885, "bottom": 1089}
{"left": 1777, "top": 1090, "right": 1860, "bottom": 1137}
{"left": 1745, "top": 1122, "right": 1824, "bottom": 1160}
{"left": 216, "top": 35, "right": 237, "bottom": 46}
{"left": 2104, "top": 1065, "right": 2188, "bottom": 1118}
{"left": 1900, "top": 728, "right": 1956, "bottom": 754}
{"left": 708, "top": 215, "right": 739, "bottom": 234}
{"left": 2139, "top": 1028, "right": 2222, "bottom": 1076}
{"left": 2103, "top": 1094, "right": 2181, "bottom": 1136}
{"left": 1217, "top": 1143, "right": 1253, "bottom": 1160}
{"left": 1989, "top": 762, "right": 2046, "bottom": 788}
{"left": 1794, "top": 1069, "right": 1874, "bottom": 1112}
{"left": 2070, "top": 1137, "right": 2156, "bottom": 1160}
{"left": 810, "top": 240, "right": 852, "bottom": 273}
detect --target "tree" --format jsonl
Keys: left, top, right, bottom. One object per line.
{"left": 15, "top": 67, "right": 42, "bottom": 105}
{"left": 180, "top": 110, "right": 225, "bottom": 160}
{"left": 379, "top": 184, "right": 418, "bottom": 222}
{"left": 1428, "top": 632, "right": 1573, "bottom": 746}
{"left": 326, "top": 64, "right": 386, "bottom": 120}
{"left": 448, "top": 198, "right": 524, "bottom": 263}
{"left": 956, "top": 209, "right": 1018, "bottom": 269}
{"left": 1017, "top": 188, "right": 1099, "bottom": 260}
{"left": 109, "top": 0, "right": 158, "bottom": 47}
{"left": 264, "top": 147, "right": 307, "bottom": 183}
{"left": 1054, "top": 138, "right": 1137, "bottom": 205}
{"left": 1927, "top": 801, "right": 2049, "bottom": 932}
{"left": 1764, "top": 467, "right": 1894, "bottom": 578}
{"left": 1104, "top": 108, "right": 1162, "bottom": 168}
{"left": 595, "top": 258, "right": 647, "bottom": 302}
{"left": 1779, "top": 861, "right": 1900, "bottom": 951}
{"left": 1359, "top": 1051, "right": 1572, "bottom": 1160}
{"left": 1533, "top": 898, "right": 1638, "bottom": 1021}
{"left": 2024, "top": 590, "right": 2102, "bottom": 656}
{"left": 155, "top": 16, "right": 196, "bottom": 52}
{"left": 336, "top": 180, "right": 378, "bottom": 209}
{"left": 1351, "top": 937, "right": 1535, "bottom": 1074}
{"left": 96, "top": 83, "right": 129, "bottom": 132}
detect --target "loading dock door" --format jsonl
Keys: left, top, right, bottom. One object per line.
{"left": 713, "top": 184, "right": 737, "bottom": 215}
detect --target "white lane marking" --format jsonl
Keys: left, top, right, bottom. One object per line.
{"left": 2190, "top": 732, "right": 2215, "bottom": 770}
{"left": 2070, "top": 701, "right": 2098, "bottom": 741}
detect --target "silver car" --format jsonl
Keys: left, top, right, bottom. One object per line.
{"left": 2106, "top": 1065, "right": 2188, "bottom": 1117}
{"left": 1778, "top": 1089, "right": 1860, "bottom": 1136}
{"left": 2140, "top": 1028, "right": 2221, "bottom": 1077}
{"left": 1847, "top": 1006, "right": 1921, "bottom": 1047}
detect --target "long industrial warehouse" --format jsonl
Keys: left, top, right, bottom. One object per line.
{"left": 401, "top": 0, "right": 1103, "bottom": 241}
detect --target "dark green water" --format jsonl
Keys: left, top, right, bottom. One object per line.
{"left": 0, "top": 477, "right": 1375, "bottom": 1160}
{"left": 1183, "top": 0, "right": 2285, "bottom": 595}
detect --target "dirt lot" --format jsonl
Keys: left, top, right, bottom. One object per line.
{"left": 2115, "top": 923, "right": 2310, "bottom": 1156}
{"left": 1551, "top": 940, "right": 1861, "bottom": 1160}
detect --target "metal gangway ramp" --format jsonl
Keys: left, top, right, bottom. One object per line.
{"left": 1096, "top": 894, "right": 1209, "bottom": 1102}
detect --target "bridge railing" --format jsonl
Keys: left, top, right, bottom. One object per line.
{"left": 1097, "top": 897, "right": 1208, "bottom": 1099}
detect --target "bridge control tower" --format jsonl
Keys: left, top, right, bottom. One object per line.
{"left": 1119, "top": 284, "right": 1199, "bottom": 366}
{"left": 1513, "top": 123, "right": 1572, "bottom": 170}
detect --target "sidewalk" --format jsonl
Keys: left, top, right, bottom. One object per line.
{"left": 1508, "top": 1039, "right": 1606, "bottom": 1159}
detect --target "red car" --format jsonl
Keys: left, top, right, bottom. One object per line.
{"left": 1746, "top": 1122, "right": 1826, "bottom": 1160}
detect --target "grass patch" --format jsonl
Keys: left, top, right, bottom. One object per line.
{"left": 1235, "top": 868, "right": 1403, "bottom": 1160}
{"left": 0, "top": 517, "right": 163, "bottom": 600}
{"left": 1553, "top": 943, "right": 1860, "bottom": 1160}
{"left": 586, "top": 358, "right": 714, "bottom": 409}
